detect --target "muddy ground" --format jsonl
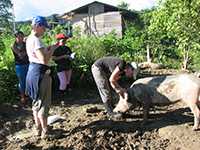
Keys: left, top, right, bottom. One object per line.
{"left": 1, "top": 70, "right": 200, "bottom": 150}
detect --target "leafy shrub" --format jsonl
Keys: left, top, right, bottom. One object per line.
{"left": 67, "top": 35, "right": 106, "bottom": 86}
{"left": 0, "top": 68, "right": 18, "bottom": 104}
{"left": 0, "top": 34, "right": 18, "bottom": 103}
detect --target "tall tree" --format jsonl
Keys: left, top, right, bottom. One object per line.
{"left": 0, "top": 0, "right": 12, "bottom": 68}
{"left": 118, "top": 1, "right": 130, "bottom": 10}
{"left": 148, "top": 0, "right": 200, "bottom": 69}
{"left": 0, "top": 0, "right": 13, "bottom": 32}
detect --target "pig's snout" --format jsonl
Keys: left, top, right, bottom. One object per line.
{"left": 114, "top": 92, "right": 129, "bottom": 113}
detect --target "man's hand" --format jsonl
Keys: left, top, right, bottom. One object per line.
{"left": 117, "top": 88, "right": 127, "bottom": 99}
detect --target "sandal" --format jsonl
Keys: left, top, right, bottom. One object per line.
{"left": 33, "top": 125, "right": 42, "bottom": 136}
{"left": 41, "top": 128, "right": 48, "bottom": 139}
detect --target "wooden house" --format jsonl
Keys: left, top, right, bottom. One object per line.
{"left": 59, "top": 1, "right": 137, "bottom": 37}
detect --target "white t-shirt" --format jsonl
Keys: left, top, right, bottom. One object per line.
{"left": 26, "top": 31, "right": 47, "bottom": 64}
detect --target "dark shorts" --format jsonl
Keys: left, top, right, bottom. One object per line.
{"left": 32, "top": 73, "right": 52, "bottom": 117}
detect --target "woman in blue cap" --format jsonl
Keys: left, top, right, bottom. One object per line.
{"left": 26, "top": 16, "right": 59, "bottom": 139}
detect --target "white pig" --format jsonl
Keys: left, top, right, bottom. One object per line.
{"left": 114, "top": 73, "right": 200, "bottom": 130}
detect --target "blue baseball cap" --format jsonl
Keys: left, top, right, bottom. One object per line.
{"left": 32, "top": 16, "right": 50, "bottom": 28}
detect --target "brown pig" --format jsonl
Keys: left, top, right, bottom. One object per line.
{"left": 113, "top": 73, "right": 200, "bottom": 130}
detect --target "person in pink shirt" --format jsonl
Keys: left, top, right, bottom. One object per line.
{"left": 52, "top": 33, "right": 74, "bottom": 98}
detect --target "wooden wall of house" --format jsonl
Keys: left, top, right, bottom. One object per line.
{"left": 71, "top": 11, "right": 122, "bottom": 37}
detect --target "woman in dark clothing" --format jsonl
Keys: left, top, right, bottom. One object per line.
{"left": 11, "top": 31, "right": 29, "bottom": 105}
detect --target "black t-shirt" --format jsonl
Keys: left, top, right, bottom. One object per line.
{"left": 94, "top": 56, "right": 126, "bottom": 76}
{"left": 11, "top": 41, "right": 29, "bottom": 65}
{"left": 53, "top": 45, "right": 72, "bottom": 72}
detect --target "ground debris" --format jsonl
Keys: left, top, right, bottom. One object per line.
{"left": 1, "top": 92, "right": 200, "bottom": 150}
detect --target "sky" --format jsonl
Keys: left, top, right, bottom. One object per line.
{"left": 12, "top": 0, "right": 156, "bottom": 21}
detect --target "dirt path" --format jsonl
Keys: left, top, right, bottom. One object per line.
{"left": 1, "top": 94, "right": 200, "bottom": 150}
{"left": 1, "top": 69, "right": 200, "bottom": 150}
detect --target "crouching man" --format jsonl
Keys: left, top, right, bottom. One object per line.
{"left": 114, "top": 73, "right": 200, "bottom": 131}
{"left": 91, "top": 56, "right": 138, "bottom": 118}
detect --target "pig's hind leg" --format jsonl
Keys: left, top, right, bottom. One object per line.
{"left": 184, "top": 90, "right": 200, "bottom": 131}
{"left": 189, "top": 103, "right": 200, "bottom": 131}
